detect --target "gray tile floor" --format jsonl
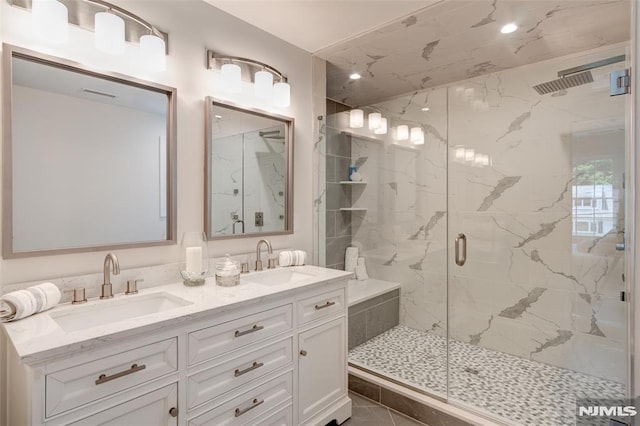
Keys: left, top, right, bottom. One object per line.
{"left": 343, "top": 392, "right": 428, "bottom": 426}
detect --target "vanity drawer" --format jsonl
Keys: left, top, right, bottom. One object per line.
{"left": 258, "top": 404, "right": 293, "bottom": 426}
{"left": 297, "top": 288, "right": 345, "bottom": 325}
{"left": 45, "top": 338, "right": 178, "bottom": 417}
{"left": 188, "top": 304, "right": 292, "bottom": 366}
{"left": 188, "top": 371, "right": 292, "bottom": 426}
{"left": 187, "top": 337, "right": 293, "bottom": 409}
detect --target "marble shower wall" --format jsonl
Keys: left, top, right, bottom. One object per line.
{"left": 209, "top": 125, "right": 286, "bottom": 235}
{"left": 333, "top": 44, "right": 628, "bottom": 382}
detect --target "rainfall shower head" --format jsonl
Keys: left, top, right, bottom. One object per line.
{"left": 532, "top": 55, "right": 625, "bottom": 95}
{"left": 259, "top": 130, "right": 285, "bottom": 140}
{"left": 532, "top": 71, "right": 594, "bottom": 95}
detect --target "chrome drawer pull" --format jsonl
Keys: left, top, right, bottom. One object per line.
{"left": 315, "top": 301, "right": 335, "bottom": 310}
{"left": 234, "top": 361, "right": 264, "bottom": 377}
{"left": 95, "top": 363, "right": 146, "bottom": 385}
{"left": 234, "top": 398, "right": 264, "bottom": 417}
{"left": 234, "top": 324, "right": 264, "bottom": 337}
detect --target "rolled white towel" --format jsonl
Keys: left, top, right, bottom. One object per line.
{"left": 345, "top": 247, "right": 359, "bottom": 273}
{"left": 355, "top": 257, "right": 369, "bottom": 281}
{"left": 294, "top": 250, "right": 306, "bottom": 266}
{"left": 27, "top": 282, "right": 61, "bottom": 311}
{"left": 2, "top": 290, "right": 38, "bottom": 321}
{"left": 279, "top": 251, "right": 293, "bottom": 267}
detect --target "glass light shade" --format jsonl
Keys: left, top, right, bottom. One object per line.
{"left": 140, "top": 35, "right": 166, "bottom": 72}
{"left": 95, "top": 12, "right": 125, "bottom": 54}
{"left": 396, "top": 125, "right": 409, "bottom": 141}
{"left": 464, "top": 148, "right": 475, "bottom": 162}
{"left": 349, "top": 109, "right": 364, "bottom": 128}
{"left": 179, "top": 231, "right": 209, "bottom": 287}
{"left": 454, "top": 146, "right": 466, "bottom": 160}
{"left": 368, "top": 112, "right": 382, "bottom": 130}
{"left": 254, "top": 70, "right": 274, "bottom": 99}
{"left": 273, "top": 81, "right": 291, "bottom": 107}
{"left": 410, "top": 127, "right": 424, "bottom": 144}
{"left": 221, "top": 63, "right": 242, "bottom": 93}
{"left": 32, "top": 0, "right": 68, "bottom": 44}
{"left": 374, "top": 117, "right": 388, "bottom": 135}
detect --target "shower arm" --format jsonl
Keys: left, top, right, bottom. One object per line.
{"left": 557, "top": 55, "right": 626, "bottom": 78}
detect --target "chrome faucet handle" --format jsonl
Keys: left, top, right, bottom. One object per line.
{"left": 267, "top": 257, "right": 277, "bottom": 269}
{"left": 71, "top": 288, "right": 87, "bottom": 304}
{"left": 126, "top": 279, "right": 143, "bottom": 295}
{"left": 240, "top": 262, "right": 250, "bottom": 274}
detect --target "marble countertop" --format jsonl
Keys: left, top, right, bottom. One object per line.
{"left": 2, "top": 265, "right": 352, "bottom": 365}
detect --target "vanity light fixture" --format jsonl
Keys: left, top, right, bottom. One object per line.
{"left": 207, "top": 51, "right": 291, "bottom": 107}
{"left": 396, "top": 125, "right": 409, "bottom": 141}
{"left": 500, "top": 23, "right": 518, "bottom": 34}
{"left": 254, "top": 69, "right": 274, "bottom": 99}
{"left": 421, "top": 107, "right": 430, "bottom": 111}
{"left": 374, "top": 117, "right": 388, "bottom": 135}
{"left": 32, "top": 0, "right": 68, "bottom": 44}
{"left": 350, "top": 73, "right": 362, "bottom": 80}
{"left": 95, "top": 11, "right": 125, "bottom": 54}
{"left": 349, "top": 109, "right": 364, "bottom": 128}
{"left": 410, "top": 127, "right": 425, "bottom": 145}
{"left": 14, "top": 0, "right": 168, "bottom": 71}
{"left": 221, "top": 62, "right": 243, "bottom": 93}
{"left": 368, "top": 112, "right": 382, "bottom": 130}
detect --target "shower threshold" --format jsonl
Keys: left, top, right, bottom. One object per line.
{"left": 349, "top": 326, "right": 624, "bottom": 426}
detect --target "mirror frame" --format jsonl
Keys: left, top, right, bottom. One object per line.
{"left": 204, "top": 97, "right": 294, "bottom": 240}
{"left": 2, "top": 44, "right": 178, "bottom": 258}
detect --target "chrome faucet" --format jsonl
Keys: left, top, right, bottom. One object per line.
{"left": 232, "top": 219, "right": 245, "bottom": 235}
{"left": 255, "top": 239, "right": 275, "bottom": 271}
{"left": 100, "top": 253, "right": 120, "bottom": 299}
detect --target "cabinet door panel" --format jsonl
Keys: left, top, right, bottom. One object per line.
{"left": 298, "top": 318, "right": 346, "bottom": 422}
{"left": 65, "top": 383, "right": 178, "bottom": 426}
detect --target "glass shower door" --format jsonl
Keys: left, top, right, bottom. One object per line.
{"left": 446, "top": 46, "right": 629, "bottom": 425}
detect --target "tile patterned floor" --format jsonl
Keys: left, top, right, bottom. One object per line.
{"left": 343, "top": 392, "right": 428, "bottom": 426}
{"left": 349, "top": 326, "right": 625, "bottom": 426}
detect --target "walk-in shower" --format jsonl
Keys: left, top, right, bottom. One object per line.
{"left": 317, "top": 0, "right": 633, "bottom": 424}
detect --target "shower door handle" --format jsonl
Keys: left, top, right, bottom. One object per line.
{"left": 455, "top": 233, "right": 467, "bottom": 266}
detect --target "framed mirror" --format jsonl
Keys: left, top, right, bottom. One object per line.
{"left": 205, "top": 97, "right": 293, "bottom": 240}
{"left": 2, "top": 44, "right": 177, "bottom": 258}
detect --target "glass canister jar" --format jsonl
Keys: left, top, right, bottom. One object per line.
{"left": 215, "top": 254, "right": 240, "bottom": 287}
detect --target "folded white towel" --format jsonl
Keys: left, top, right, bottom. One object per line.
{"left": 356, "top": 257, "right": 369, "bottom": 281}
{"left": 279, "top": 250, "right": 307, "bottom": 267}
{"left": 345, "top": 247, "right": 359, "bottom": 273}
{"left": 1, "top": 283, "right": 61, "bottom": 322}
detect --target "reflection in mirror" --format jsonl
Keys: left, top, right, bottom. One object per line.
{"left": 205, "top": 97, "right": 293, "bottom": 239}
{"left": 3, "top": 45, "right": 176, "bottom": 257}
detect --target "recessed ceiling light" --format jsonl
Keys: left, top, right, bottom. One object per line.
{"left": 421, "top": 107, "right": 430, "bottom": 111}
{"left": 500, "top": 23, "right": 518, "bottom": 34}
{"left": 349, "top": 73, "right": 361, "bottom": 80}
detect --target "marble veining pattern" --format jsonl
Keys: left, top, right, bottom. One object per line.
{"left": 320, "top": 0, "right": 630, "bottom": 105}
{"left": 350, "top": 326, "right": 624, "bottom": 426}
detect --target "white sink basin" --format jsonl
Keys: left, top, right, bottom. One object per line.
{"left": 50, "top": 292, "right": 192, "bottom": 332}
{"left": 245, "top": 269, "right": 316, "bottom": 286}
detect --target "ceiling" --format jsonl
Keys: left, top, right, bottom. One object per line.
{"left": 205, "top": 0, "right": 631, "bottom": 107}
{"left": 204, "top": 0, "right": 437, "bottom": 53}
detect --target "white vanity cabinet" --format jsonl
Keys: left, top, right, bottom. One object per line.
{"left": 3, "top": 275, "right": 351, "bottom": 426}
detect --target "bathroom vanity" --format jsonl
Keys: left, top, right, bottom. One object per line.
{"left": 2, "top": 266, "right": 352, "bottom": 426}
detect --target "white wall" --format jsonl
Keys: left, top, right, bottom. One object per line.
{"left": 0, "top": 0, "right": 314, "bottom": 284}
{"left": 12, "top": 85, "right": 167, "bottom": 251}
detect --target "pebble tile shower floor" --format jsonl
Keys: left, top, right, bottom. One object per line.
{"left": 348, "top": 326, "right": 625, "bottom": 426}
